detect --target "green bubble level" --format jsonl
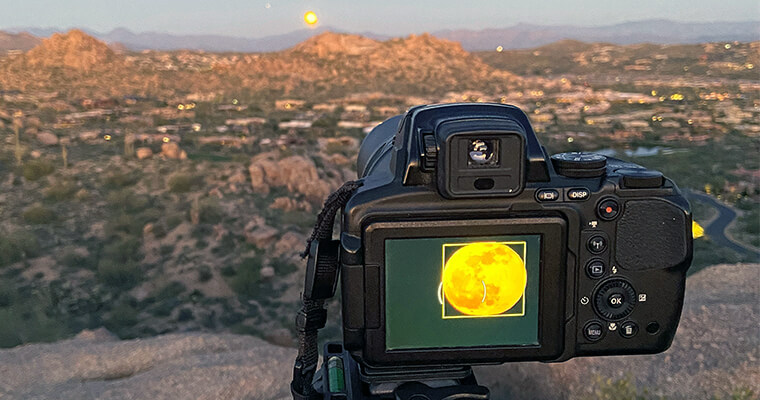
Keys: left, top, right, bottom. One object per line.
{"left": 327, "top": 356, "right": 345, "bottom": 393}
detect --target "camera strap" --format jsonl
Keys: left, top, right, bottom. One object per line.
{"left": 292, "top": 180, "right": 364, "bottom": 399}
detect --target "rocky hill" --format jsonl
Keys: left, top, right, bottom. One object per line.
{"left": 290, "top": 32, "right": 380, "bottom": 57}
{"left": 0, "top": 30, "right": 520, "bottom": 98}
{"left": 23, "top": 29, "right": 118, "bottom": 72}
{"left": 223, "top": 31, "right": 520, "bottom": 96}
{"left": 0, "top": 30, "right": 136, "bottom": 97}
{"left": 0, "top": 264, "right": 756, "bottom": 399}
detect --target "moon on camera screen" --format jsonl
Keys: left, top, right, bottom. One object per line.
{"left": 441, "top": 242, "right": 527, "bottom": 318}
{"left": 384, "top": 235, "right": 540, "bottom": 350}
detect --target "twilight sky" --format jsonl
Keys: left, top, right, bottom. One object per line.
{"left": 2, "top": 0, "right": 758, "bottom": 37}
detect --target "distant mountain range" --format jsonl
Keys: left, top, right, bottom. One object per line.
{"left": 0, "top": 31, "right": 42, "bottom": 53}
{"left": 4, "top": 19, "right": 758, "bottom": 53}
{"left": 435, "top": 20, "right": 760, "bottom": 50}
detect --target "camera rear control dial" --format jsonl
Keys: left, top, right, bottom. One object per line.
{"left": 551, "top": 152, "right": 607, "bottom": 178}
{"left": 593, "top": 279, "right": 636, "bottom": 321}
{"left": 618, "top": 168, "right": 664, "bottom": 188}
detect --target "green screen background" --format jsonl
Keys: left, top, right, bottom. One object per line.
{"left": 385, "top": 235, "right": 541, "bottom": 350}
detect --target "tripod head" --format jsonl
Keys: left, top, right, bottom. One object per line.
{"left": 307, "top": 342, "right": 490, "bottom": 400}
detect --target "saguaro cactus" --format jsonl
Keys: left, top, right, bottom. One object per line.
{"left": 124, "top": 133, "right": 135, "bottom": 158}
{"left": 61, "top": 138, "right": 70, "bottom": 169}
{"left": 13, "top": 111, "right": 23, "bottom": 166}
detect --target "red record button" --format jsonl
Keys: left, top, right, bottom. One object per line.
{"left": 597, "top": 199, "right": 620, "bottom": 220}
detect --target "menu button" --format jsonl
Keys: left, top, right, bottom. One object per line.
{"left": 584, "top": 321, "right": 604, "bottom": 342}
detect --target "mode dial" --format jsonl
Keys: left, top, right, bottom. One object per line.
{"left": 551, "top": 152, "right": 607, "bottom": 178}
{"left": 593, "top": 279, "right": 636, "bottom": 321}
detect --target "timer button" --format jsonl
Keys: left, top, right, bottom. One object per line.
{"left": 597, "top": 198, "right": 620, "bottom": 220}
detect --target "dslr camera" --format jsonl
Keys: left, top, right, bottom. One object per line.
{"left": 292, "top": 103, "right": 692, "bottom": 399}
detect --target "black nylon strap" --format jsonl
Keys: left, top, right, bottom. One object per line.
{"left": 292, "top": 180, "right": 363, "bottom": 398}
{"left": 291, "top": 298, "right": 324, "bottom": 397}
{"left": 300, "top": 180, "right": 364, "bottom": 258}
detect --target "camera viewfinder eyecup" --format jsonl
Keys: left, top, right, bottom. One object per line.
{"left": 436, "top": 118, "right": 526, "bottom": 198}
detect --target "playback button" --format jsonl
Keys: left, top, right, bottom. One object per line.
{"left": 586, "top": 259, "right": 605, "bottom": 279}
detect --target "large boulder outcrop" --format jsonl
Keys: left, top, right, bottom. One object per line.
{"left": 160, "top": 142, "right": 187, "bottom": 160}
{"left": 136, "top": 147, "right": 153, "bottom": 160}
{"left": 36, "top": 131, "right": 59, "bottom": 146}
{"left": 248, "top": 152, "right": 336, "bottom": 202}
{"left": 272, "top": 231, "right": 306, "bottom": 257}
{"left": 243, "top": 218, "right": 279, "bottom": 249}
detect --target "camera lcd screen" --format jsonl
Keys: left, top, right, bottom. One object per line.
{"left": 385, "top": 235, "right": 541, "bottom": 350}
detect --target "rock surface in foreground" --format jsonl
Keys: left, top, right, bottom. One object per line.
{"left": 475, "top": 263, "right": 760, "bottom": 399}
{"left": 0, "top": 333, "right": 294, "bottom": 400}
{"left": 0, "top": 264, "right": 757, "bottom": 400}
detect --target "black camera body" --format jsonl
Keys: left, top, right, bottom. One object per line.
{"left": 337, "top": 103, "right": 692, "bottom": 368}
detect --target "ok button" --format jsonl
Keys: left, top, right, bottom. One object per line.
{"left": 607, "top": 293, "right": 625, "bottom": 308}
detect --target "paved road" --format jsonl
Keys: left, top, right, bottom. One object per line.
{"left": 685, "top": 190, "right": 760, "bottom": 260}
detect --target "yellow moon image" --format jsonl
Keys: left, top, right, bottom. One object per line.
{"left": 442, "top": 242, "right": 526, "bottom": 316}
{"left": 304, "top": 11, "right": 318, "bottom": 25}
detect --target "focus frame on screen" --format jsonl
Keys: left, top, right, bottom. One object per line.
{"left": 361, "top": 216, "right": 567, "bottom": 365}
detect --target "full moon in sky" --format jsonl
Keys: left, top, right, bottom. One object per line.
{"left": 304, "top": 11, "right": 318, "bottom": 25}
{"left": 442, "top": 242, "right": 527, "bottom": 316}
